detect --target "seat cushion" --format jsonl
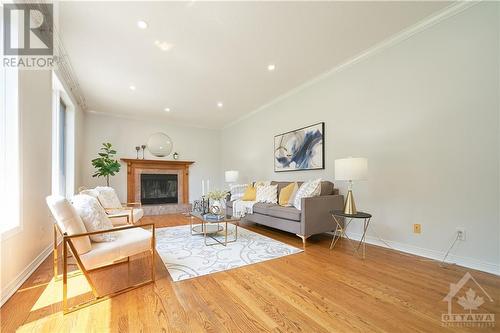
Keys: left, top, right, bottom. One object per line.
{"left": 266, "top": 205, "right": 301, "bottom": 222}
{"left": 46, "top": 196, "right": 92, "bottom": 254}
{"left": 252, "top": 203, "right": 275, "bottom": 215}
{"left": 79, "top": 227, "right": 152, "bottom": 270}
{"left": 107, "top": 208, "right": 144, "bottom": 225}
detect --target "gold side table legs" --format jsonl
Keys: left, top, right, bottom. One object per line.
{"left": 330, "top": 215, "right": 371, "bottom": 259}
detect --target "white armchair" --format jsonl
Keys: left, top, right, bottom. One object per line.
{"left": 46, "top": 195, "right": 155, "bottom": 314}
{"left": 80, "top": 187, "right": 144, "bottom": 225}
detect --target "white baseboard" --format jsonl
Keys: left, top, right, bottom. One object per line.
{"left": 344, "top": 231, "right": 500, "bottom": 276}
{"left": 1, "top": 242, "right": 54, "bottom": 307}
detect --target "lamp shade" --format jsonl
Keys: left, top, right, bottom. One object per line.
{"left": 335, "top": 158, "right": 368, "bottom": 181}
{"left": 225, "top": 170, "right": 239, "bottom": 182}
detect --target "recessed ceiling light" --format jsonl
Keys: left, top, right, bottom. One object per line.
{"left": 217, "top": 102, "right": 223, "bottom": 108}
{"left": 129, "top": 85, "right": 136, "bottom": 91}
{"left": 137, "top": 20, "right": 148, "bottom": 29}
{"left": 267, "top": 64, "right": 276, "bottom": 71}
{"left": 154, "top": 40, "right": 173, "bottom": 51}
{"left": 164, "top": 107, "right": 171, "bottom": 112}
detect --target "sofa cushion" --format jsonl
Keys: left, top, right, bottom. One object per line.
{"left": 266, "top": 205, "right": 301, "bottom": 222}
{"left": 252, "top": 203, "right": 275, "bottom": 215}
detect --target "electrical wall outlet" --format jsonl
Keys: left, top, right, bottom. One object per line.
{"left": 413, "top": 224, "right": 422, "bottom": 234}
{"left": 456, "top": 227, "right": 466, "bottom": 241}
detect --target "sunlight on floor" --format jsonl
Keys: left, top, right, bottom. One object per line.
{"left": 30, "top": 274, "right": 92, "bottom": 312}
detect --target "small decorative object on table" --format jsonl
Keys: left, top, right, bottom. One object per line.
{"left": 135, "top": 146, "right": 140, "bottom": 159}
{"left": 141, "top": 145, "right": 146, "bottom": 159}
{"left": 206, "top": 190, "right": 228, "bottom": 215}
{"left": 173, "top": 152, "right": 179, "bottom": 160}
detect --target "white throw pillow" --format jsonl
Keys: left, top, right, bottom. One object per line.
{"left": 253, "top": 180, "right": 271, "bottom": 187}
{"left": 229, "top": 184, "right": 248, "bottom": 201}
{"left": 256, "top": 184, "right": 278, "bottom": 204}
{"left": 94, "top": 186, "right": 122, "bottom": 209}
{"left": 71, "top": 194, "right": 117, "bottom": 242}
{"left": 293, "top": 179, "right": 322, "bottom": 210}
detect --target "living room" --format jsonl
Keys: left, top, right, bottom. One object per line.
{"left": 1, "top": 1, "right": 499, "bottom": 332}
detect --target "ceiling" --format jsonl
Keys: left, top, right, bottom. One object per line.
{"left": 59, "top": 1, "right": 451, "bottom": 129}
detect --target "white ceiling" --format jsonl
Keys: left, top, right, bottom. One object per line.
{"left": 59, "top": 1, "right": 450, "bottom": 129}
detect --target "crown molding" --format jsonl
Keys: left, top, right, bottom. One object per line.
{"left": 223, "top": 1, "right": 481, "bottom": 130}
{"left": 85, "top": 110, "right": 220, "bottom": 131}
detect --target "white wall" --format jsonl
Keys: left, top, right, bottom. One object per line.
{"left": 221, "top": 3, "right": 500, "bottom": 274}
{"left": 82, "top": 113, "right": 222, "bottom": 202}
{"left": 1, "top": 70, "right": 54, "bottom": 303}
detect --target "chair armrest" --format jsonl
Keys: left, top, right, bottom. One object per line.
{"left": 107, "top": 212, "right": 130, "bottom": 223}
{"left": 64, "top": 223, "right": 155, "bottom": 239}
{"left": 300, "top": 195, "right": 344, "bottom": 237}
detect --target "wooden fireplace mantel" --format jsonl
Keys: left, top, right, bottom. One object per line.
{"left": 121, "top": 159, "right": 194, "bottom": 204}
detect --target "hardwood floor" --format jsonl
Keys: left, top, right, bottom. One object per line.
{"left": 1, "top": 214, "right": 499, "bottom": 332}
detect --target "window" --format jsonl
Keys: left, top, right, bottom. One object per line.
{"left": 52, "top": 73, "right": 75, "bottom": 197}
{"left": 58, "top": 98, "right": 67, "bottom": 196}
{"left": 0, "top": 67, "right": 20, "bottom": 235}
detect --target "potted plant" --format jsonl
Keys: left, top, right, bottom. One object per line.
{"left": 91, "top": 143, "right": 121, "bottom": 186}
{"left": 207, "top": 189, "right": 229, "bottom": 214}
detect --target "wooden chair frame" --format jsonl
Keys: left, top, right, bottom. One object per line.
{"left": 53, "top": 222, "right": 156, "bottom": 314}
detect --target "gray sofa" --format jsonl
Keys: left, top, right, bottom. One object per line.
{"left": 226, "top": 181, "right": 344, "bottom": 244}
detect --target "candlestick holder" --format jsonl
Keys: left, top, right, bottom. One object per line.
{"left": 141, "top": 144, "right": 146, "bottom": 159}
{"left": 135, "top": 146, "right": 140, "bottom": 159}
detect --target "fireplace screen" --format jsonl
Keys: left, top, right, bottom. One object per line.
{"left": 140, "top": 174, "right": 178, "bottom": 204}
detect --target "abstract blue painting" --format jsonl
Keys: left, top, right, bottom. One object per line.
{"left": 274, "top": 122, "right": 325, "bottom": 172}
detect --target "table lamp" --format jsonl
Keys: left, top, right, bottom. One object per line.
{"left": 334, "top": 157, "right": 368, "bottom": 214}
{"left": 225, "top": 170, "right": 239, "bottom": 183}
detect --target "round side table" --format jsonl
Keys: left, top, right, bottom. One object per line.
{"left": 330, "top": 210, "right": 372, "bottom": 259}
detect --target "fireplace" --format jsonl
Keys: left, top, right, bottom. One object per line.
{"left": 140, "top": 174, "right": 178, "bottom": 204}
{"left": 121, "top": 159, "right": 193, "bottom": 215}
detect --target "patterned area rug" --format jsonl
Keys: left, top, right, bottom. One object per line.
{"left": 156, "top": 224, "right": 303, "bottom": 281}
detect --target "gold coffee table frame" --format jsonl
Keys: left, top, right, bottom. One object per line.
{"left": 189, "top": 212, "right": 240, "bottom": 246}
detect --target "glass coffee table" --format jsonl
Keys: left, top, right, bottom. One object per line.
{"left": 189, "top": 212, "right": 240, "bottom": 246}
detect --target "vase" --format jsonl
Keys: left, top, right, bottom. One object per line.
{"left": 210, "top": 200, "right": 223, "bottom": 215}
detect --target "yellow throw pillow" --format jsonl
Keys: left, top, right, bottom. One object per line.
{"left": 242, "top": 186, "right": 257, "bottom": 201}
{"left": 279, "top": 182, "right": 298, "bottom": 206}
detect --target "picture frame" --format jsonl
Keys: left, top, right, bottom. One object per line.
{"left": 274, "top": 122, "right": 325, "bottom": 172}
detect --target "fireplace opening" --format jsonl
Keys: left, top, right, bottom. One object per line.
{"left": 140, "top": 174, "right": 178, "bottom": 204}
